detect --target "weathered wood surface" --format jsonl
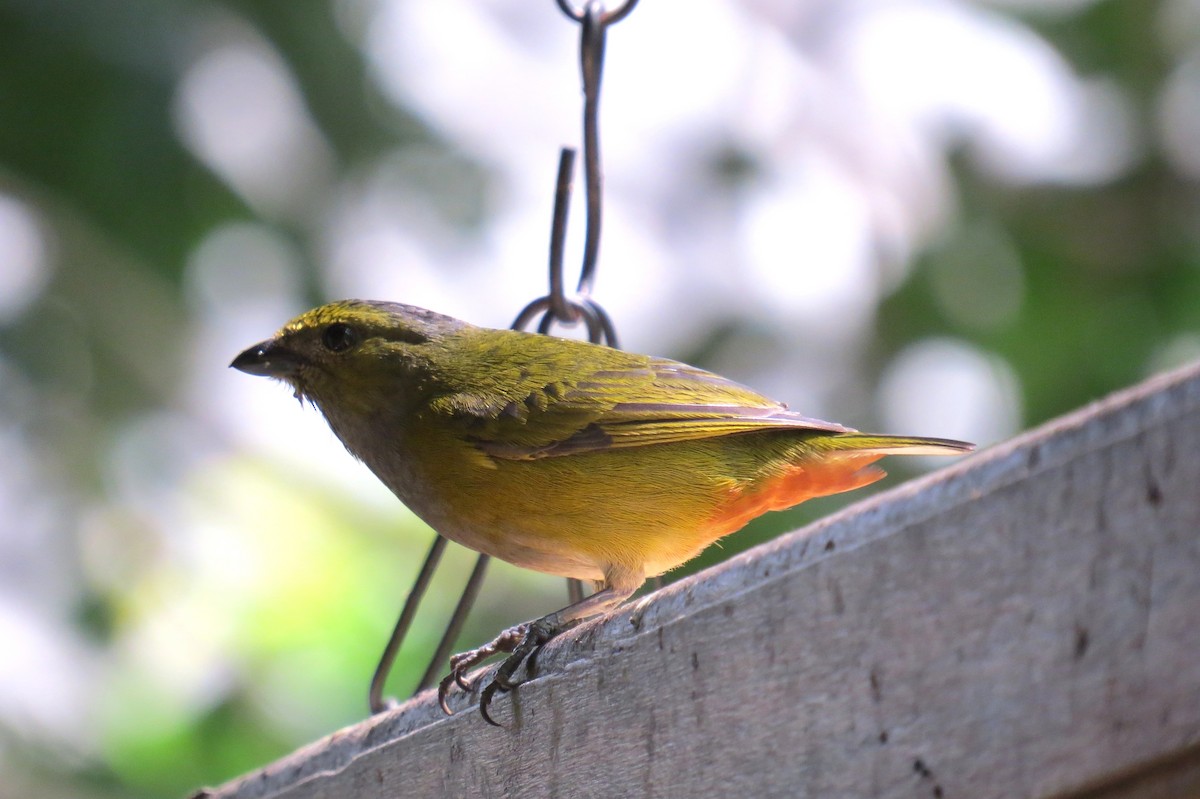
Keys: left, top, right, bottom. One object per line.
{"left": 203, "top": 362, "right": 1200, "bottom": 799}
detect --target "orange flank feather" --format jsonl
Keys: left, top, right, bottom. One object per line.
{"left": 707, "top": 454, "right": 887, "bottom": 538}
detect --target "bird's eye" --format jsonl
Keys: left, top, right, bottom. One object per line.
{"left": 322, "top": 323, "right": 359, "bottom": 353}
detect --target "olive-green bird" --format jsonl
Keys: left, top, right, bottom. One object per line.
{"left": 232, "top": 300, "right": 973, "bottom": 723}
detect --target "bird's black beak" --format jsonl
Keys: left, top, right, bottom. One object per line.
{"left": 230, "top": 339, "right": 304, "bottom": 378}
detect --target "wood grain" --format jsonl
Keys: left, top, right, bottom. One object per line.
{"left": 201, "top": 361, "right": 1200, "bottom": 799}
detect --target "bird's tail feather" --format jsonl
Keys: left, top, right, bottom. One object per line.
{"left": 825, "top": 434, "right": 975, "bottom": 457}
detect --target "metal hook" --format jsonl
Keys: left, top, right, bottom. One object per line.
{"left": 369, "top": 535, "right": 447, "bottom": 712}
{"left": 369, "top": 0, "right": 638, "bottom": 714}
{"left": 416, "top": 552, "right": 490, "bottom": 692}
{"left": 512, "top": 148, "right": 619, "bottom": 349}
{"left": 547, "top": 148, "right": 578, "bottom": 323}
{"left": 576, "top": 3, "right": 607, "bottom": 299}
{"left": 518, "top": 0, "right": 634, "bottom": 335}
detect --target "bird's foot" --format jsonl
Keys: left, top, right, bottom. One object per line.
{"left": 437, "top": 623, "right": 527, "bottom": 712}
{"left": 437, "top": 616, "right": 571, "bottom": 726}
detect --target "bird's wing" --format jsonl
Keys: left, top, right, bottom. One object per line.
{"left": 428, "top": 343, "right": 851, "bottom": 461}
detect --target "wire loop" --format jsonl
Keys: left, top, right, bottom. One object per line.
{"left": 512, "top": 0, "right": 629, "bottom": 349}
{"left": 555, "top": 0, "right": 639, "bottom": 26}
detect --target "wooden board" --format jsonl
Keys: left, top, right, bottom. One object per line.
{"left": 200, "top": 361, "right": 1200, "bottom": 799}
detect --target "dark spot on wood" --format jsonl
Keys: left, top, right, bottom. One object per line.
{"left": 1146, "top": 479, "right": 1162, "bottom": 505}
{"left": 870, "top": 669, "right": 882, "bottom": 703}
{"left": 723, "top": 604, "right": 734, "bottom": 617}
{"left": 375, "top": 769, "right": 384, "bottom": 784}
{"left": 657, "top": 627, "right": 664, "bottom": 650}
{"left": 914, "top": 759, "right": 932, "bottom": 779}
{"left": 1027, "top": 447, "right": 1041, "bottom": 470}
{"left": 934, "top": 786, "right": 943, "bottom": 798}
{"left": 879, "top": 731, "right": 888, "bottom": 744}
{"left": 830, "top": 579, "right": 845, "bottom": 615}
{"left": 691, "top": 652, "right": 700, "bottom": 671}
{"left": 824, "top": 540, "right": 836, "bottom": 552}
{"left": 646, "top": 710, "right": 657, "bottom": 760}
{"left": 1074, "top": 625, "right": 1089, "bottom": 660}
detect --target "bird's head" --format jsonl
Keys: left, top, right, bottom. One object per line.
{"left": 231, "top": 300, "right": 465, "bottom": 407}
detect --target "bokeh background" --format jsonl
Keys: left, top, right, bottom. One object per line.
{"left": 1, "top": 0, "right": 1198, "bottom": 795}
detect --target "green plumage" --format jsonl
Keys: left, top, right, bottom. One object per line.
{"left": 233, "top": 299, "right": 971, "bottom": 581}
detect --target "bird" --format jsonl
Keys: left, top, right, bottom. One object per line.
{"left": 232, "top": 299, "right": 973, "bottom": 724}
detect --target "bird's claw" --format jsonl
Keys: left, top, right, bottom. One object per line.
{"left": 437, "top": 622, "right": 528, "bottom": 715}
{"left": 437, "top": 618, "right": 565, "bottom": 725}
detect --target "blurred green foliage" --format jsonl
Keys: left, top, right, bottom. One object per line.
{"left": 0, "top": 1, "right": 1196, "bottom": 797}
